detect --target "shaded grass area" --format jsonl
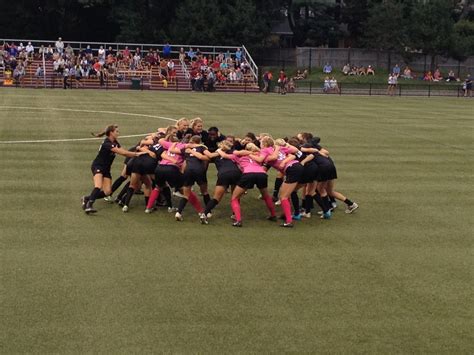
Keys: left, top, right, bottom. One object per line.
{"left": 0, "top": 88, "right": 473, "bottom": 352}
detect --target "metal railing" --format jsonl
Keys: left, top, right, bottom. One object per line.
{"left": 275, "top": 81, "right": 467, "bottom": 97}
{"left": 1, "top": 38, "right": 259, "bottom": 82}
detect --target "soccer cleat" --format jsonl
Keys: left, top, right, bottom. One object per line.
{"left": 267, "top": 216, "right": 277, "bottom": 222}
{"left": 81, "top": 195, "right": 89, "bottom": 210}
{"left": 167, "top": 207, "right": 178, "bottom": 213}
{"left": 122, "top": 205, "right": 129, "bottom": 213}
{"left": 173, "top": 191, "right": 185, "bottom": 199}
{"left": 320, "top": 211, "right": 332, "bottom": 219}
{"left": 331, "top": 201, "right": 338, "bottom": 209}
{"left": 144, "top": 208, "right": 153, "bottom": 214}
{"left": 175, "top": 212, "right": 183, "bottom": 221}
{"left": 301, "top": 212, "right": 312, "bottom": 218}
{"left": 257, "top": 194, "right": 263, "bottom": 200}
{"left": 206, "top": 212, "right": 212, "bottom": 219}
{"left": 292, "top": 214, "right": 302, "bottom": 221}
{"left": 199, "top": 213, "right": 208, "bottom": 225}
{"left": 230, "top": 214, "right": 236, "bottom": 220}
{"left": 280, "top": 222, "right": 294, "bottom": 228}
{"left": 345, "top": 202, "right": 359, "bottom": 214}
{"left": 275, "top": 199, "right": 281, "bottom": 206}
{"left": 272, "top": 195, "right": 279, "bottom": 203}
{"left": 232, "top": 221, "right": 242, "bottom": 227}
{"left": 103, "top": 196, "right": 114, "bottom": 203}
{"left": 84, "top": 206, "right": 97, "bottom": 214}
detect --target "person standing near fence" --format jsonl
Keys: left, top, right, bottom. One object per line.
{"left": 463, "top": 75, "right": 472, "bottom": 97}
{"left": 263, "top": 71, "right": 272, "bottom": 93}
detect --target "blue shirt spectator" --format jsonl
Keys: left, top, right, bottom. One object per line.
{"left": 187, "top": 48, "right": 195, "bottom": 59}
{"left": 393, "top": 64, "right": 400, "bottom": 76}
{"left": 163, "top": 43, "right": 171, "bottom": 58}
{"left": 235, "top": 48, "right": 242, "bottom": 61}
{"left": 323, "top": 63, "right": 332, "bottom": 74}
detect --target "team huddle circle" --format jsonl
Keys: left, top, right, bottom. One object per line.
{"left": 82, "top": 118, "right": 358, "bottom": 227}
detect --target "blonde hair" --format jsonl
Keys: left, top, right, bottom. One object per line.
{"left": 274, "top": 138, "right": 286, "bottom": 147}
{"left": 165, "top": 125, "right": 177, "bottom": 135}
{"left": 245, "top": 143, "right": 260, "bottom": 152}
{"left": 259, "top": 133, "right": 272, "bottom": 140}
{"left": 190, "top": 117, "right": 203, "bottom": 130}
{"left": 218, "top": 140, "right": 233, "bottom": 152}
{"left": 260, "top": 136, "right": 274, "bottom": 148}
{"left": 175, "top": 118, "right": 189, "bottom": 130}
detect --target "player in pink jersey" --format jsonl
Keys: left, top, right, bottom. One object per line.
{"left": 260, "top": 137, "right": 304, "bottom": 228}
{"left": 217, "top": 143, "right": 276, "bottom": 227}
{"left": 145, "top": 134, "right": 185, "bottom": 214}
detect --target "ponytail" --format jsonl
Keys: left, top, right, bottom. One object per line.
{"left": 91, "top": 124, "right": 118, "bottom": 138}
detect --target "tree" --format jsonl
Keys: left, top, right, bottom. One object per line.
{"left": 341, "top": 0, "right": 370, "bottom": 47}
{"left": 451, "top": 19, "right": 474, "bottom": 61}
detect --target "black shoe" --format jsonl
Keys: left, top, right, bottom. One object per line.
{"left": 81, "top": 195, "right": 89, "bottom": 210}
{"left": 232, "top": 221, "right": 242, "bottom": 227}
{"left": 84, "top": 201, "right": 97, "bottom": 214}
{"left": 267, "top": 216, "right": 277, "bottom": 222}
{"left": 280, "top": 222, "right": 294, "bottom": 228}
{"left": 272, "top": 195, "right": 279, "bottom": 202}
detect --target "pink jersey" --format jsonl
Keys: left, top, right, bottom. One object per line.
{"left": 260, "top": 146, "right": 298, "bottom": 172}
{"left": 234, "top": 154, "right": 266, "bottom": 174}
{"left": 159, "top": 141, "right": 186, "bottom": 167}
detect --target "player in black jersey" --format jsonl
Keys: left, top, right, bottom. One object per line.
{"left": 82, "top": 125, "right": 144, "bottom": 214}
{"left": 121, "top": 133, "right": 164, "bottom": 212}
{"left": 201, "top": 140, "right": 242, "bottom": 223}
{"left": 169, "top": 135, "right": 209, "bottom": 223}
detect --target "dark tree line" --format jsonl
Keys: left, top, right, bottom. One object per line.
{"left": 1, "top": 0, "right": 472, "bottom": 59}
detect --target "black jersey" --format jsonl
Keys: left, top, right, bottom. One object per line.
{"left": 203, "top": 134, "right": 225, "bottom": 153}
{"left": 93, "top": 137, "right": 120, "bottom": 168}
{"left": 183, "top": 145, "right": 206, "bottom": 171}
{"left": 214, "top": 150, "right": 240, "bottom": 174}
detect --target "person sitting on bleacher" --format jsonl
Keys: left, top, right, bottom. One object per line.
{"left": 26, "top": 42, "right": 34, "bottom": 58}
{"left": 55, "top": 37, "right": 64, "bottom": 54}
{"left": 236, "top": 68, "right": 243, "bottom": 82}
{"left": 367, "top": 65, "right": 375, "bottom": 75}
{"left": 13, "top": 63, "right": 25, "bottom": 85}
{"left": 187, "top": 48, "right": 196, "bottom": 60}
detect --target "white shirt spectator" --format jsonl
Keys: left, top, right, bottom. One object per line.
{"left": 55, "top": 38, "right": 64, "bottom": 53}
{"left": 18, "top": 43, "right": 25, "bottom": 52}
{"left": 35, "top": 66, "right": 44, "bottom": 77}
{"left": 26, "top": 42, "right": 34, "bottom": 55}
{"left": 98, "top": 46, "right": 106, "bottom": 60}
{"left": 229, "top": 70, "right": 237, "bottom": 81}
{"left": 167, "top": 60, "right": 175, "bottom": 70}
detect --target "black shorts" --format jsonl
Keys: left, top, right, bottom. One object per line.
{"left": 237, "top": 173, "right": 268, "bottom": 190}
{"left": 317, "top": 164, "right": 337, "bottom": 182}
{"left": 216, "top": 170, "right": 242, "bottom": 187}
{"left": 125, "top": 157, "right": 135, "bottom": 176}
{"left": 183, "top": 168, "right": 207, "bottom": 186}
{"left": 131, "top": 159, "right": 157, "bottom": 175}
{"left": 155, "top": 165, "right": 183, "bottom": 189}
{"left": 300, "top": 163, "right": 318, "bottom": 184}
{"left": 284, "top": 163, "right": 304, "bottom": 184}
{"left": 91, "top": 164, "right": 111, "bottom": 179}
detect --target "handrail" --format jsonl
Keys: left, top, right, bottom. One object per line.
{"left": 242, "top": 44, "right": 258, "bottom": 82}
{"left": 180, "top": 57, "right": 190, "bottom": 80}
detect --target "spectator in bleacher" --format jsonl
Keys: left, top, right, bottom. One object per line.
{"left": 25, "top": 42, "right": 34, "bottom": 58}
{"left": 34, "top": 64, "right": 44, "bottom": 87}
{"left": 13, "top": 63, "right": 25, "bottom": 85}
{"left": 392, "top": 64, "right": 401, "bottom": 77}
{"left": 123, "top": 46, "right": 130, "bottom": 59}
{"left": 132, "top": 51, "right": 141, "bottom": 69}
{"left": 167, "top": 59, "right": 175, "bottom": 72}
{"left": 330, "top": 76, "right": 340, "bottom": 94}
{"left": 45, "top": 45, "right": 53, "bottom": 60}
{"left": 18, "top": 42, "right": 25, "bottom": 52}
{"left": 63, "top": 66, "right": 72, "bottom": 89}
{"left": 187, "top": 47, "right": 196, "bottom": 60}
{"left": 55, "top": 37, "right": 64, "bottom": 54}
{"left": 98, "top": 46, "right": 106, "bottom": 62}
{"left": 196, "top": 48, "right": 202, "bottom": 59}
{"left": 163, "top": 43, "right": 171, "bottom": 58}
{"left": 145, "top": 50, "right": 156, "bottom": 67}
{"left": 53, "top": 57, "right": 64, "bottom": 74}
{"left": 323, "top": 63, "right": 332, "bottom": 74}
{"left": 65, "top": 44, "right": 74, "bottom": 58}
{"left": 73, "top": 64, "right": 84, "bottom": 87}
{"left": 216, "top": 70, "right": 226, "bottom": 85}
{"left": 423, "top": 71, "right": 433, "bottom": 81}
{"left": 106, "top": 46, "right": 115, "bottom": 57}
{"left": 159, "top": 58, "right": 168, "bottom": 77}
{"left": 433, "top": 68, "right": 443, "bottom": 82}
{"left": 401, "top": 66, "right": 413, "bottom": 79}
{"left": 235, "top": 48, "right": 242, "bottom": 65}
{"left": 178, "top": 47, "right": 185, "bottom": 62}
{"left": 225, "top": 50, "right": 231, "bottom": 62}
{"left": 235, "top": 67, "right": 243, "bottom": 82}
{"left": 85, "top": 45, "right": 93, "bottom": 60}
{"left": 228, "top": 68, "right": 237, "bottom": 82}
{"left": 342, "top": 63, "right": 350, "bottom": 75}
{"left": 446, "top": 70, "right": 457, "bottom": 82}
{"left": 367, "top": 65, "right": 375, "bottom": 75}
{"left": 9, "top": 43, "right": 18, "bottom": 57}
{"left": 216, "top": 52, "right": 224, "bottom": 63}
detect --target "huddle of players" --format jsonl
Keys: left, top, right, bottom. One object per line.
{"left": 82, "top": 118, "right": 358, "bottom": 228}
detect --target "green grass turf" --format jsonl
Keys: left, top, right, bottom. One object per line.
{"left": 0, "top": 88, "right": 472, "bottom": 353}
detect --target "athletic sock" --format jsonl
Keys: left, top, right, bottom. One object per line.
{"left": 144, "top": 196, "right": 149, "bottom": 206}
{"left": 273, "top": 177, "right": 283, "bottom": 199}
{"left": 329, "top": 196, "right": 336, "bottom": 204}
{"left": 162, "top": 186, "right": 172, "bottom": 207}
{"left": 188, "top": 192, "right": 203, "bottom": 213}
{"left": 95, "top": 191, "right": 106, "bottom": 200}
{"left": 205, "top": 198, "right": 219, "bottom": 215}
{"left": 178, "top": 198, "right": 188, "bottom": 214}
{"left": 314, "top": 194, "right": 330, "bottom": 213}
{"left": 89, "top": 187, "right": 101, "bottom": 202}
{"left": 111, "top": 176, "right": 127, "bottom": 193}
{"left": 280, "top": 198, "right": 292, "bottom": 224}
{"left": 263, "top": 195, "right": 276, "bottom": 217}
{"left": 147, "top": 188, "right": 160, "bottom": 209}
{"left": 123, "top": 187, "right": 135, "bottom": 207}
{"left": 304, "top": 195, "right": 313, "bottom": 213}
{"left": 231, "top": 198, "right": 242, "bottom": 222}
{"left": 117, "top": 182, "right": 130, "bottom": 202}
{"left": 290, "top": 191, "right": 300, "bottom": 214}
{"left": 344, "top": 198, "right": 353, "bottom": 206}
{"left": 324, "top": 195, "right": 332, "bottom": 208}
{"left": 202, "top": 193, "right": 210, "bottom": 206}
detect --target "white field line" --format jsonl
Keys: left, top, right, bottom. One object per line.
{"left": 0, "top": 106, "right": 177, "bottom": 144}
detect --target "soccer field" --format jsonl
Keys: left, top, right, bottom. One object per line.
{"left": 1, "top": 88, "right": 472, "bottom": 353}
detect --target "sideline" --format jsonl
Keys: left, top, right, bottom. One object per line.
{"left": 0, "top": 106, "right": 177, "bottom": 144}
